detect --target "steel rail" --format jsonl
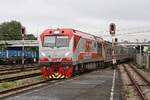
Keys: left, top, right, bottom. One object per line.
{"left": 0, "top": 67, "right": 39, "bottom": 75}
{"left": 123, "top": 64, "right": 147, "bottom": 100}
{"left": 0, "top": 80, "right": 49, "bottom": 95}
{"left": 129, "top": 64, "right": 150, "bottom": 86}
{"left": 0, "top": 68, "right": 103, "bottom": 98}
{"left": 0, "top": 72, "right": 40, "bottom": 83}
{"left": 0, "top": 66, "right": 39, "bottom": 71}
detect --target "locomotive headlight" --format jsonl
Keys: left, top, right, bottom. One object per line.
{"left": 65, "top": 52, "right": 70, "bottom": 57}
{"left": 41, "top": 52, "right": 46, "bottom": 57}
{"left": 54, "top": 30, "right": 60, "bottom": 34}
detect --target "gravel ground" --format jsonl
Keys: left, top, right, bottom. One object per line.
{"left": 131, "top": 63, "right": 150, "bottom": 82}
{"left": 0, "top": 70, "right": 40, "bottom": 79}
{"left": 0, "top": 76, "right": 44, "bottom": 92}
{"left": 130, "top": 63, "right": 150, "bottom": 100}
{"left": 118, "top": 64, "right": 141, "bottom": 100}
{"left": 1, "top": 68, "right": 124, "bottom": 100}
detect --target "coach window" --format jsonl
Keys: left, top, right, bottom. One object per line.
{"left": 110, "top": 48, "right": 112, "bottom": 55}
{"left": 94, "top": 42, "right": 97, "bottom": 48}
{"left": 97, "top": 43, "right": 102, "bottom": 52}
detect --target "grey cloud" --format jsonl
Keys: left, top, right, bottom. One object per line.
{"left": 1, "top": 0, "right": 150, "bottom": 21}
{"left": 0, "top": 0, "right": 150, "bottom": 41}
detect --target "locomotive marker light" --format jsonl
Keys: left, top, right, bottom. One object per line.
{"left": 54, "top": 30, "right": 60, "bottom": 34}
{"left": 41, "top": 52, "right": 46, "bottom": 57}
{"left": 109, "top": 23, "right": 117, "bottom": 69}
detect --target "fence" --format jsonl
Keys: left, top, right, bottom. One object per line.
{"left": 134, "top": 53, "right": 150, "bottom": 70}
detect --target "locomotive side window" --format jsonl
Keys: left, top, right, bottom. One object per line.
{"left": 97, "top": 43, "right": 102, "bottom": 53}
{"left": 94, "top": 42, "right": 97, "bottom": 48}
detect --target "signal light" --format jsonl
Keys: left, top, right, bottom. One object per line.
{"left": 49, "top": 31, "right": 52, "bottom": 34}
{"left": 115, "top": 38, "right": 118, "bottom": 43}
{"left": 109, "top": 23, "right": 116, "bottom": 36}
{"left": 62, "top": 31, "right": 64, "bottom": 33}
{"left": 21, "top": 26, "right": 26, "bottom": 34}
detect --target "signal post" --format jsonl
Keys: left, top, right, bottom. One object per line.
{"left": 109, "top": 23, "right": 117, "bottom": 69}
{"left": 21, "top": 26, "right": 26, "bottom": 70}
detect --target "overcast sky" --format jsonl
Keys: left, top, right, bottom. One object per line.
{"left": 0, "top": 0, "right": 150, "bottom": 42}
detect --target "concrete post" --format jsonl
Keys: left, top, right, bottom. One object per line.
{"left": 112, "top": 37, "right": 116, "bottom": 69}
{"left": 149, "top": 54, "right": 150, "bottom": 70}
{"left": 139, "top": 45, "right": 143, "bottom": 67}
{"left": 146, "top": 53, "right": 150, "bottom": 70}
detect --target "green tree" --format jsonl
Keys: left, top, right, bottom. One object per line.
{"left": 135, "top": 45, "right": 144, "bottom": 53}
{"left": 146, "top": 41, "right": 150, "bottom": 53}
{"left": 25, "top": 34, "right": 37, "bottom": 40}
{"left": 147, "top": 47, "right": 150, "bottom": 51}
{"left": 0, "top": 20, "right": 22, "bottom": 40}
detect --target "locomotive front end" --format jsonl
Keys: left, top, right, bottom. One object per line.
{"left": 39, "top": 28, "right": 73, "bottom": 79}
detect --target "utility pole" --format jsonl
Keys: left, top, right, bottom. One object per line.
{"left": 21, "top": 26, "right": 26, "bottom": 70}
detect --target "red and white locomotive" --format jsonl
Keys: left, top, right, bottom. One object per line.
{"left": 39, "top": 28, "right": 133, "bottom": 79}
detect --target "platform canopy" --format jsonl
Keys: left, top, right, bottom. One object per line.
{"left": 118, "top": 42, "right": 150, "bottom": 46}
{"left": 0, "top": 40, "right": 39, "bottom": 47}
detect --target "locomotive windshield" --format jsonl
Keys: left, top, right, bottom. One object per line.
{"left": 44, "top": 36, "right": 56, "bottom": 47}
{"left": 44, "top": 35, "right": 69, "bottom": 47}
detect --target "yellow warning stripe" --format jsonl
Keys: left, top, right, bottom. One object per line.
{"left": 49, "top": 75, "right": 52, "bottom": 79}
{"left": 54, "top": 73, "right": 59, "bottom": 76}
{"left": 57, "top": 74, "right": 62, "bottom": 78}
{"left": 52, "top": 74, "right": 55, "bottom": 78}
{"left": 48, "top": 73, "right": 66, "bottom": 79}
{"left": 60, "top": 75, "right": 65, "bottom": 78}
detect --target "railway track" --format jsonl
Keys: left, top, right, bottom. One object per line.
{"left": 0, "top": 64, "right": 40, "bottom": 76}
{"left": 0, "top": 80, "right": 50, "bottom": 97}
{"left": 0, "top": 63, "right": 38, "bottom": 69}
{"left": 0, "top": 65, "right": 39, "bottom": 71}
{"left": 129, "top": 63, "right": 150, "bottom": 86}
{"left": 0, "top": 72, "right": 40, "bottom": 83}
{"left": 0, "top": 70, "right": 44, "bottom": 98}
{"left": 122, "top": 64, "right": 150, "bottom": 100}
{"left": 0, "top": 67, "right": 40, "bottom": 75}
{"left": 0, "top": 66, "right": 98, "bottom": 98}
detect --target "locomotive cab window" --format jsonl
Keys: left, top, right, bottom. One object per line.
{"left": 56, "top": 36, "right": 69, "bottom": 47}
{"left": 44, "top": 36, "right": 56, "bottom": 47}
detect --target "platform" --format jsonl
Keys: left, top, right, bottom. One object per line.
{"left": 2, "top": 68, "right": 124, "bottom": 100}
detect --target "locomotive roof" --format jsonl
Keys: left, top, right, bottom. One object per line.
{"left": 72, "top": 29, "right": 103, "bottom": 41}
{"left": 41, "top": 28, "right": 103, "bottom": 42}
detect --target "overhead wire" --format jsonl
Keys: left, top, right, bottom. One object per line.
{"left": 91, "top": 26, "right": 150, "bottom": 37}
